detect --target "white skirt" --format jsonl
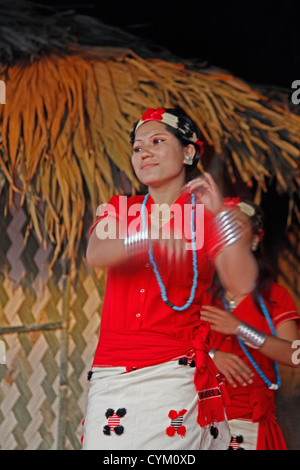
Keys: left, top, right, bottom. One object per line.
{"left": 82, "top": 360, "right": 230, "bottom": 450}
{"left": 228, "top": 419, "right": 259, "bottom": 450}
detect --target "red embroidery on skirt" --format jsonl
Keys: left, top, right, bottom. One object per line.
{"left": 166, "top": 409, "right": 187, "bottom": 437}
{"left": 229, "top": 435, "right": 244, "bottom": 450}
{"left": 81, "top": 419, "right": 85, "bottom": 445}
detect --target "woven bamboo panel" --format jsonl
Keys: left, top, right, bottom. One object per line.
{"left": 64, "top": 255, "right": 105, "bottom": 450}
{"left": 0, "top": 329, "right": 61, "bottom": 449}
{"left": 1, "top": 195, "right": 299, "bottom": 449}
{"left": 0, "top": 200, "right": 105, "bottom": 449}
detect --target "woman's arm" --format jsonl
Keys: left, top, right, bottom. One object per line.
{"left": 86, "top": 212, "right": 185, "bottom": 269}
{"left": 86, "top": 225, "right": 128, "bottom": 268}
{"left": 201, "top": 305, "right": 300, "bottom": 368}
{"left": 260, "top": 320, "right": 299, "bottom": 367}
{"left": 186, "top": 173, "right": 258, "bottom": 296}
{"left": 214, "top": 238, "right": 258, "bottom": 297}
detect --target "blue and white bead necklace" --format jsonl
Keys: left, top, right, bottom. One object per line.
{"left": 141, "top": 192, "right": 198, "bottom": 311}
{"left": 223, "top": 293, "right": 281, "bottom": 390}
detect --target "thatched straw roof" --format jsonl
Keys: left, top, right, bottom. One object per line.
{"left": 0, "top": 2, "right": 299, "bottom": 264}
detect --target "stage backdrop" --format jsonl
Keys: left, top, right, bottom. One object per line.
{"left": 0, "top": 194, "right": 105, "bottom": 449}
{"left": 0, "top": 21, "right": 299, "bottom": 448}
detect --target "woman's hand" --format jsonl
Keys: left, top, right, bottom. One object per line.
{"left": 184, "top": 172, "right": 224, "bottom": 214}
{"left": 201, "top": 305, "right": 241, "bottom": 335}
{"left": 213, "top": 351, "right": 254, "bottom": 388}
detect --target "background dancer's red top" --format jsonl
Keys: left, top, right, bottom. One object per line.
{"left": 203, "top": 283, "right": 300, "bottom": 449}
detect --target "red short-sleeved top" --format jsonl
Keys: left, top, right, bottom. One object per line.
{"left": 90, "top": 191, "right": 216, "bottom": 368}
{"left": 202, "top": 283, "right": 300, "bottom": 421}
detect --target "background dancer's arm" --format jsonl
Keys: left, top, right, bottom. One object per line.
{"left": 201, "top": 305, "right": 300, "bottom": 368}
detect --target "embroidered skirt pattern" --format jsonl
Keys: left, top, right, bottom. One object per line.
{"left": 82, "top": 360, "right": 230, "bottom": 450}
{"left": 227, "top": 419, "right": 259, "bottom": 450}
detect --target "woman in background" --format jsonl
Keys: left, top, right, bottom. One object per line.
{"left": 201, "top": 200, "right": 300, "bottom": 450}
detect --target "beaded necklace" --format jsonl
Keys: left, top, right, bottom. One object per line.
{"left": 223, "top": 293, "right": 281, "bottom": 390}
{"left": 141, "top": 192, "right": 198, "bottom": 311}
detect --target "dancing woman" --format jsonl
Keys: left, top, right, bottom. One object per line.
{"left": 83, "top": 107, "right": 258, "bottom": 450}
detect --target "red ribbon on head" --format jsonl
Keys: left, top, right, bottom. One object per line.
{"left": 141, "top": 108, "right": 166, "bottom": 122}
{"left": 139, "top": 108, "right": 205, "bottom": 159}
{"left": 195, "top": 139, "right": 205, "bottom": 158}
{"left": 223, "top": 197, "right": 241, "bottom": 207}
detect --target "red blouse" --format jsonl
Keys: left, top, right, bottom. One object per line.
{"left": 90, "top": 191, "right": 215, "bottom": 369}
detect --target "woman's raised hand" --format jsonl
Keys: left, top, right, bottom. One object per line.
{"left": 184, "top": 172, "right": 224, "bottom": 214}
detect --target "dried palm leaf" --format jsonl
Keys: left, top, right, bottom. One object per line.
{"left": 0, "top": 46, "right": 299, "bottom": 265}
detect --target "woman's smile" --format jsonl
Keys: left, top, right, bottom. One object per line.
{"left": 140, "top": 161, "right": 159, "bottom": 170}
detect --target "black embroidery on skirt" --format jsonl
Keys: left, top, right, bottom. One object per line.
{"left": 103, "top": 408, "right": 127, "bottom": 435}
{"left": 210, "top": 426, "right": 219, "bottom": 439}
{"left": 87, "top": 370, "right": 93, "bottom": 381}
{"left": 178, "top": 357, "right": 188, "bottom": 365}
{"left": 178, "top": 357, "right": 195, "bottom": 367}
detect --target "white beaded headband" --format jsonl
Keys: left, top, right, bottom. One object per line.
{"left": 135, "top": 108, "right": 202, "bottom": 148}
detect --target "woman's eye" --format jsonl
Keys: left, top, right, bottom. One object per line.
{"left": 133, "top": 138, "right": 165, "bottom": 152}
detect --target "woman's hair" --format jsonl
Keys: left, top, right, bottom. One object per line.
{"left": 130, "top": 106, "right": 204, "bottom": 172}
{"left": 210, "top": 201, "right": 274, "bottom": 313}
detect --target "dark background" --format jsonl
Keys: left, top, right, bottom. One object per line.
{"left": 50, "top": 0, "right": 300, "bottom": 89}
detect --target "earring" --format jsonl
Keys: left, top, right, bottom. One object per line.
{"left": 251, "top": 241, "right": 258, "bottom": 251}
{"left": 184, "top": 155, "right": 193, "bottom": 165}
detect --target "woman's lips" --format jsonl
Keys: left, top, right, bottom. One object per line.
{"left": 141, "top": 162, "right": 159, "bottom": 170}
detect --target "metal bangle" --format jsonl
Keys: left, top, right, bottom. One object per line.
{"left": 236, "top": 322, "right": 267, "bottom": 349}
{"left": 208, "top": 349, "right": 217, "bottom": 360}
{"left": 215, "top": 208, "right": 243, "bottom": 249}
{"left": 215, "top": 208, "right": 238, "bottom": 225}
{"left": 123, "top": 230, "right": 149, "bottom": 251}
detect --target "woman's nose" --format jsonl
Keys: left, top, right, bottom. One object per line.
{"left": 140, "top": 146, "right": 154, "bottom": 159}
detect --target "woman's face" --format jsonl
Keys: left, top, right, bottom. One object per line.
{"left": 131, "top": 120, "right": 194, "bottom": 189}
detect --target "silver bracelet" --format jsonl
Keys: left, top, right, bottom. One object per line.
{"left": 236, "top": 322, "right": 266, "bottom": 349}
{"left": 208, "top": 349, "right": 217, "bottom": 360}
{"left": 123, "top": 230, "right": 149, "bottom": 251}
{"left": 215, "top": 208, "right": 243, "bottom": 248}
